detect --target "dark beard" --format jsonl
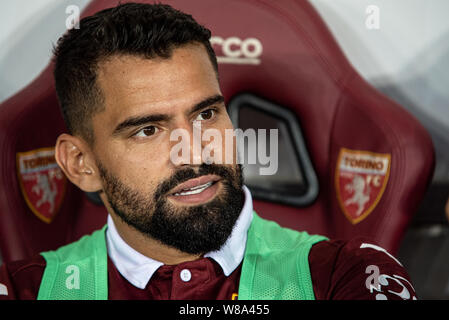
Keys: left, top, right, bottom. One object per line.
{"left": 98, "top": 162, "right": 245, "bottom": 255}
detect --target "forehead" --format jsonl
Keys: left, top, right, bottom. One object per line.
{"left": 95, "top": 44, "right": 220, "bottom": 123}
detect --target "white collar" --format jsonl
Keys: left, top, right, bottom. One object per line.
{"left": 106, "top": 185, "right": 254, "bottom": 289}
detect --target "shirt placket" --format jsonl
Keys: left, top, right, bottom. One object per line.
{"left": 170, "top": 260, "right": 211, "bottom": 299}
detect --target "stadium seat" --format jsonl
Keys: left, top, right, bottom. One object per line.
{"left": 0, "top": 0, "right": 435, "bottom": 263}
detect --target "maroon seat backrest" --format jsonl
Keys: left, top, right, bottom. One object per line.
{"left": 0, "top": 0, "right": 435, "bottom": 262}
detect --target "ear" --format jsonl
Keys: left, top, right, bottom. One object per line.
{"left": 55, "top": 133, "right": 103, "bottom": 192}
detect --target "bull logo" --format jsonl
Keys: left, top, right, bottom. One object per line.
{"left": 336, "top": 148, "right": 391, "bottom": 224}
{"left": 17, "top": 147, "right": 66, "bottom": 223}
{"left": 32, "top": 170, "right": 64, "bottom": 213}
{"left": 344, "top": 174, "right": 371, "bottom": 217}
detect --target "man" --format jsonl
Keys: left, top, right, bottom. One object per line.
{"left": 0, "top": 2, "right": 416, "bottom": 300}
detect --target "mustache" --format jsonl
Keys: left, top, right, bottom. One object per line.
{"left": 153, "top": 163, "right": 242, "bottom": 201}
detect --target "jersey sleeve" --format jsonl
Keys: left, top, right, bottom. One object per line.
{"left": 309, "top": 237, "right": 417, "bottom": 300}
{"left": 0, "top": 254, "right": 46, "bottom": 300}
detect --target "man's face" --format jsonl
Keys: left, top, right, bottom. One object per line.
{"left": 90, "top": 44, "right": 244, "bottom": 254}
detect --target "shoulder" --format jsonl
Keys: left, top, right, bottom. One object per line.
{"left": 250, "top": 215, "right": 327, "bottom": 250}
{"left": 0, "top": 254, "right": 46, "bottom": 300}
{"left": 309, "top": 237, "right": 417, "bottom": 300}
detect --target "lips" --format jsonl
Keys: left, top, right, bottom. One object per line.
{"left": 169, "top": 174, "right": 221, "bottom": 196}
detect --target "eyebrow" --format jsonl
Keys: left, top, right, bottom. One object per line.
{"left": 189, "top": 94, "right": 225, "bottom": 115}
{"left": 112, "top": 94, "right": 225, "bottom": 135}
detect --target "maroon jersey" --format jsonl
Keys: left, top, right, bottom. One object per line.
{"left": 0, "top": 237, "right": 416, "bottom": 300}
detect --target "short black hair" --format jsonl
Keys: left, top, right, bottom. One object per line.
{"left": 53, "top": 2, "right": 218, "bottom": 143}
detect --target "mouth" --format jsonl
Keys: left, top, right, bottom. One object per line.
{"left": 167, "top": 174, "right": 222, "bottom": 205}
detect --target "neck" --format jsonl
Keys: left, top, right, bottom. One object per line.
{"left": 109, "top": 213, "right": 202, "bottom": 265}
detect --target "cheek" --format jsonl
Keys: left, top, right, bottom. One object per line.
{"left": 102, "top": 141, "right": 174, "bottom": 192}
{"left": 127, "top": 152, "right": 172, "bottom": 184}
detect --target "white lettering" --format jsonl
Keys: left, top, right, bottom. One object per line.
{"left": 65, "top": 265, "right": 80, "bottom": 290}
{"left": 179, "top": 304, "right": 214, "bottom": 317}
{"left": 222, "top": 37, "right": 242, "bottom": 58}
{"left": 211, "top": 36, "right": 263, "bottom": 65}
{"left": 192, "top": 121, "right": 202, "bottom": 165}
{"left": 257, "top": 129, "right": 278, "bottom": 175}
{"left": 202, "top": 128, "right": 223, "bottom": 164}
{"left": 234, "top": 128, "right": 257, "bottom": 165}
{"left": 65, "top": 5, "right": 80, "bottom": 30}
{"left": 360, "top": 243, "right": 403, "bottom": 266}
{"left": 365, "top": 5, "right": 380, "bottom": 30}
{"left": 169, "top": 125, "right": 279, "bottom": 175}
{"left": 365, "top": 265, "right": 380, "bottom": 292}
{"left": 0, "top": 283, "right": 8, "bottom": 296}
{"left": 170, "top": 128, "right": 191, "bottom": 166}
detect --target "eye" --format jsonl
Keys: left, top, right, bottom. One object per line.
{"left": 134, "top": 126, "right": 159, "bottom": 137}
{"left": 196, "top": 109, "right": 215, "bottom": 121}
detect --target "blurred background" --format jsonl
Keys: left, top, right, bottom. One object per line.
{"left": 0, "top": 0, "right": 448, "bottom": 299}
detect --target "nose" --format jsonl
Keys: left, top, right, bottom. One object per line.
{"left": 169, "top": 120, "right": 204, "bottom": 166}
